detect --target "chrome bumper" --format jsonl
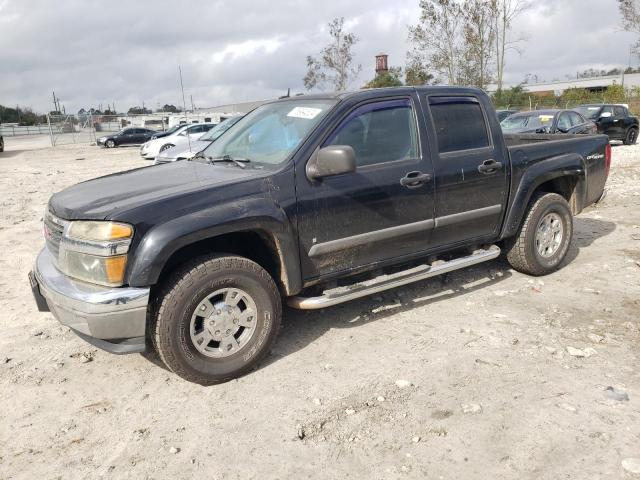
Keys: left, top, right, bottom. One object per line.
{"left": 31, "top": 248, "right": 150, "bottom": 353}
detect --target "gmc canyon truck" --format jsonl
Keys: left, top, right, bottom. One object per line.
{"left": 29, "top": 87, "right": 610, "bottom": 385}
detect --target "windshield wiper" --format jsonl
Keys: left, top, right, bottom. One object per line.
{"left": 190, "top": 152, "right": 250, "bottom": 168}
{"left": 206, "top": 155, "right": 250, "bottom": 168}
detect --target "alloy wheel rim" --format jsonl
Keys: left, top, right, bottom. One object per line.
{"left": 189, "top": 288, "right": 257, "bottom": 358}
{"left": 535, "top": 212, "right": 564, "bottom": 258}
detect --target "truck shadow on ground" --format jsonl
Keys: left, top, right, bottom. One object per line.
{"left": 140, "top": 217, "right": 616, "bottom": 377}
{"left": 0, "top": 150, "right": 29, "bottom": 158}
{"left": 265, "top": 216, "right": 616, "bottom": 368}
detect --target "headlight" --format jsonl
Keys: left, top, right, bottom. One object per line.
{"left": 59, "top": 221, "right": 134, "bottom": 287}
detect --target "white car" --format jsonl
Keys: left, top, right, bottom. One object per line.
{"left": 139, "top": 123, "right": 215, "bottom": 159}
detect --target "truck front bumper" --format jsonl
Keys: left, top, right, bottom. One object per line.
{"left": 29, "top": 248, "right": 150, "bottom": 354}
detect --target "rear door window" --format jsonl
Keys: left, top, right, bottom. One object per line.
{"left": 614, "top": 106, "right": 626, "bottom": 117}
{"left": 429, "top": 97, "right": 490, "bottom": 153}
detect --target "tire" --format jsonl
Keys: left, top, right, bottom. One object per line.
{"left": 504, "top": 192, "right": 573, "bottom": 276}
{"left": 623, "top": 127, "right": 638, "bottom": 145}
{"left": 151, "top": 254, "right": 282, "bottom": 385}
{"left": 0, "top": 137, "right": 4, "bottom": 152}
{"left": 105, "top": 139, "right": 116, "bottom": 148}
{"left": 160, "top": 143, "right": 174, "bottom": 152}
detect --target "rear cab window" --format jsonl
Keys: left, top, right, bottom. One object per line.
{"left": 428, "top": 96, "right": 490, "bottom": 153}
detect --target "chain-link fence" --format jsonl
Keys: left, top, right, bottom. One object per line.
{"left": 46, "top": 113, "right": 175, "bottom": 146}
{"left": 43, "top": 112, "right": 226, "bottom": 146}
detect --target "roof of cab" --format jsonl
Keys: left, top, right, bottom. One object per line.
{"left": 269, "top": 86, "right": 489, "bottom": 104}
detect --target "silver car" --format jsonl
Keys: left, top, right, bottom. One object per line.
{"left": 153, "top": 116, "right": 244, "bottom": 165}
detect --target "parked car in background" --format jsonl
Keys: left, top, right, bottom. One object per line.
{"left": 501, "top": 109, "right": 596, "bottom": 135}
{"left": 573, "top": 104, "right": 639, "bottom": 145}
{"left": 153, "top": 116, "right": 244, "bottom": 164}
{"left": 140, "top": 123, "right": 215, "bottom": 159}
{"left": 150, "top": 123, "right": 187, "bottom": 140}
{"left": 97, "top": 127, "right": 157, "bottom": 148}
{"left": 31, "top": 86, "right": 610, "bottom": 384}
{"left": 496, "top": 109, "right": 518, "bottom": 122}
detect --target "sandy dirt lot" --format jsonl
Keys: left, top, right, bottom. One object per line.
{"left": 0, "top": 140, "right": 639, "bottom": 480}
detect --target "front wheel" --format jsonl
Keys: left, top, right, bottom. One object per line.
{"left": 160, "top": 143, "right": 174, "bottom": 152}
{"left": 504, "top": 193, "right": 573, "bottom": 276}
{"left": 151, "top": 255, "right": 282, "bottom": 385}
{"left": 623, "top": 128, "right": 638, "bottom": 145}
{"left": 105, "top": 139, "right": 116, "bottom": 148}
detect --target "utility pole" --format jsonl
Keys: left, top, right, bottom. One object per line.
{"left": 190, "top": 94, "right": 195, "bottom": 112}
{"left": 178, "top": 65, "right": 191, "bottom": 152}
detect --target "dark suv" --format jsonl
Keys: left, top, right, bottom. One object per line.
{"left": 574, "top": 104, "right": 639, "bottom": 145}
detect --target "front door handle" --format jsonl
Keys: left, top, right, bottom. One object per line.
{"left": 477, "top": 159, "right": 503, "bottom": 174}
{"left": 400, "top": 171, "right": 432, "bottom": 188}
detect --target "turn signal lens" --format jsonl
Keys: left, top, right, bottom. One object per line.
{"left": 104, "top": 256, "right": 128, "bottom": 284}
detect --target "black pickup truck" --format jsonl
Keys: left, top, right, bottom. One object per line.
{"left": 30, "top": 87, "right": 610, "bottom": 385}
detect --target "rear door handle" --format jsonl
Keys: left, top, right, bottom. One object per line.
{"left": 477, "top": 159, "right": 503, "bottom": 174}
{"left": 400, "top": 171, "right": 432, "bottom": 188}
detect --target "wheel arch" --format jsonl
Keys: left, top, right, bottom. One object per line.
{"left": 126, "top": 210, "right": 302, "bottom": 296}
{"left": 501, "top": 153, "right": 586, "bottom": 239}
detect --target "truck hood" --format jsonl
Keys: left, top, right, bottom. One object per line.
{"left": 49, "top": 160, "right": 261, "bottom": 220}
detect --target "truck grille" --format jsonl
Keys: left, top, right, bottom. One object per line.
{"left": 43, "top": 210, "right": 67, "bottom": 260}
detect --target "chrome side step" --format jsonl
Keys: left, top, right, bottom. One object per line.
{"left": 288, "top": 245, "right": 501, "bottom": 310}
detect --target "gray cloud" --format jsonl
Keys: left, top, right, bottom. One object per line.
{"left": 0, "top": 0, "right": 636, "bottom": 113}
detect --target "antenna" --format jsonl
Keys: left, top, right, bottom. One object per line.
{"left": 179, "top": 65, "right": 192, "bottom": 152}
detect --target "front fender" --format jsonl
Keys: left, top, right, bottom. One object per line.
{"left": 501, "top": 153, "right": 586, "bottom": 239}
{"left": 126, "top": 198, "right": 301, "bottom": 293}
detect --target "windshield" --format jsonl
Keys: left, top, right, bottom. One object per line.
{"left": 199, "top": 99, "right": 336, "bottom": 166}
{"left": 573, "top": 106, "right": 601, "bottom": 120}
{"left": 199, "top": 116, "right": 243, "bottom": 142}
{"left": 501, "top": 113, "right": 555, "bottom": 130}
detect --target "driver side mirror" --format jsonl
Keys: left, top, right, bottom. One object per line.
{"left": 600, "top": 111, "right": 612, "bottom": 119}
{"left": 306, "top": 145, "right": 356, "bottom": 181}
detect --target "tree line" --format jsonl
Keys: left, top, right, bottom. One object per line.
{"left": 304, "top": 0, "right": 529, "bottom": 92}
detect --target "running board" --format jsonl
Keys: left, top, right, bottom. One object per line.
{"left": 288, "top": 245, "right": 501, "bottom": 310}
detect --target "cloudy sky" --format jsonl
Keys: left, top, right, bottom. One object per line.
{"left": 0, "top": 0, "right": 636, "bottom": 113}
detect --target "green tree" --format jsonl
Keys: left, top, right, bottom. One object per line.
{"left": 408, "top": 0, "right": 497, "bottom": 88}
{"left": 492, "top": 84, "right": 528, "bottom": 108}
{"left": 364, "top": 67, "right": 404, "bottom": 88}
{"left": 127, "top": 106, "right": 152, "bottom": 115}
{"left": 619, "top": 0, "right": 640, "bottom": 52}
{"left": 304, "top": 17, "right": 362, "bottom": 91}
{"left": 405, "top": 61, "right": 435, "bottom": 85}
{"left": 157, "top": 104, "right": 181, "bottom": 113}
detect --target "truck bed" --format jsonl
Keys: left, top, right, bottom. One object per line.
{"left": 505, "top": 133, "right": 610, "bottom": 213}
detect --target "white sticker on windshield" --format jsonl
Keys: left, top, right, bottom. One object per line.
{"left": 287, "top": 107, "right": 322, "bottom": 120}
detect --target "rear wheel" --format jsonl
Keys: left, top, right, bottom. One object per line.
{"left": 504, "top": 193, "right": 573, "bottom": 276}
{"left": 623, "top": 127, "right": 638, "bottom": 145}
{"left": 105, "top": 139, "right": 116, "bottom": 148}
{"left": 0, "top": 137, "right": 4, "bottom": 152}
{"left": 151, "top": 254, "right": 281, "bottom": 385}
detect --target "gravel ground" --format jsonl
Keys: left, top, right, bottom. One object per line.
{"left": 0, "top": 141, "right": 639, "bottom": 479}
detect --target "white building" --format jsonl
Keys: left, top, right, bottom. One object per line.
{"left": 488, "top": 72, "right": 640, "bottom": 95}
